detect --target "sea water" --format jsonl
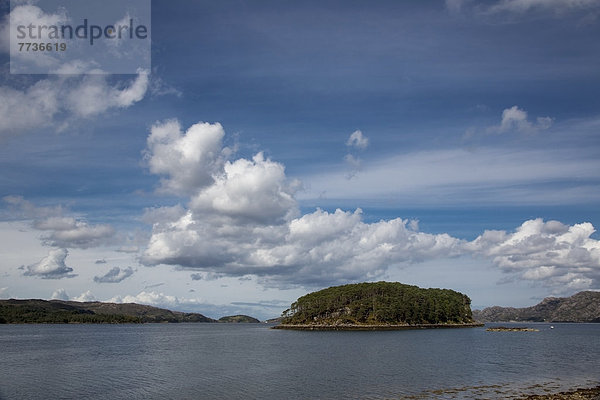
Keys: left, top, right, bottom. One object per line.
{"left": 0, "top": 322, "right": 598, "bottom": 399}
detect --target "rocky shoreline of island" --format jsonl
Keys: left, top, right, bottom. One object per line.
{"left": 486, "top": 326, "right": 539, "bottom": 332}
{"left": 272, "top": 322, "right": 484, "bottom": 331}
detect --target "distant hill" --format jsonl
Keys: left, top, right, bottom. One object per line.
{"left": 278, "top": 282, "right": 476, "bottom": 327}
{"left": 473, "top": 291, "right": 600, "bottom": 323}
{"left": 218, "top": 315, "right": 260, "bottom": 323}
{"left": 0, "top": 299, "right": 216, "bottom": 324}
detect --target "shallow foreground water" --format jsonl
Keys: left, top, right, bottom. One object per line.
{"left": 0, "top": 322, "right": 598, "bottom": 399}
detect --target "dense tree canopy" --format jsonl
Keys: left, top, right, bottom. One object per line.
{"left": 281, "top": 282, "right": 474, "bottom": 325}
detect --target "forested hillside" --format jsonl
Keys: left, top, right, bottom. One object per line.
{"left": 0, "top": 299, "right": 216, "bottom": 324}
{"left": 473, "top": 291, "right": 600, "bottom": 323}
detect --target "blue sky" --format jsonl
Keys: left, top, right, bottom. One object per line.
{"left": 1, "top": 0, "right": 599, "bottom": 319}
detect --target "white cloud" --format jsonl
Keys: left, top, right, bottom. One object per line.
{"left": 344, "top": 154, "right": 362, "bottom": 178}
{"left": 94, "top": 267, "right": 135, "bottom": 283}
{"left": 488, "top": 106, "right": 553, "bottom": 134}
{"left": 449, "top": 0, "right": 600, "bottom": 16}
{"left": 34, "top": 216, "right": 115, "bottom": 249}
{"left": 486, "top": 0, "right": 600, "bottom": 14}
{"left": 466, "top": 218, "right": 600, "bottom": 292}
{"left": 344, "top": 130, "right": 369, "bottom": 178}
{"left": 4, "top": 197, "right": 115, "bottom": 249}
{"left": 65, "top": 70, "right": 149, "bottom": 118}
{"left": 3, "top": 4, "right": 150, "bottom": 74}
{"left": 110, "top": 291, "right": 185, "bottom": 309}
{"left": 0, "top": 81, "right": 61, "bottom": 134}
{"left": 142, "top": 202, "right": 464, "bottom": 287}
{"left": 72, "top": 290, "right": 96, "bottom": 302}
{"left": 300, "top": 147, "right": 599, "bottom": 206}
{"left": 189, "top": 152, "right": 299, "bottom": 224}
{"left": 108, "top": 291, "right": 245, "bottom": 317}
{"left": 141, "top": 121, "right": 464, "bottom": 287}
{"left": 1, "top": 4, "right": 68, "bottom": 67}
{"left": 0, "top": 287, "right": 9, "bottom": 298}
{"left": 0, "top": 71, "right": 149, "bottom": 138}
{"left": 24, "top": 248, "right": 75, "bottom": 279}
{"left": 346, "top": 129, "right": 369, "bottom": 149}
{"left": 2, "top": 195, "right": 63, "bottom": 219}
{"left": 144, "top": 120, "right": 229, "bottom": 195}
{"left": 140, "top": 120, "right": 600, "bottom": 294}
{"left": 51, "top": 288, "right": 69, "bottom": 301}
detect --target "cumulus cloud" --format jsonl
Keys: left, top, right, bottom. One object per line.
{"left": 24, "top": 248, "right": 75, "bottom": 279}
{"left": 189, "top": 152, "right": 299, "bottom": 224}
{"left": 64, "top": 71, "right": 149, "bottom": 118}
{"left": 140, "top": 119, "right": 600, "bottom": 294}
{"left": 144, "top": 120, "right": 230, "bottom": 195}
{"left": 51, "top": 288, "right": 69, "bottom": 301}
{"left": 0, "top": 71, "right": 149, "bottom": 138}
{"left": 3, "top": 197, "right": 115, "bottom": 248}
{"left": 466, "top": 218, "right": 600, "bottom": 292}
{"left": 487, "top": 106, "right": 553, "bottom": 134}
{"left": 345, "top": 130, "right": 369, "bottom": 178}
{"left": 346, "top": 130, "right": 369, "bottom": 149}
{"left": 72, "top": 290, "right": 96, "bottom": 302}
{"left": 94, "top": 267, "right": 135, "bottom": 283}
{"left": 110, "top": 291, "right": 182, "bottom": 309}
{"left": 34, "top": 216, "right": 115, "bottom": 248}
{"left": 141, "top": 120, "right": 463, "bottom": 286}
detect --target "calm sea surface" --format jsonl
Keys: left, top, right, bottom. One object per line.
{"left": 0, "top": 323, "right": 598, "bottom": 399}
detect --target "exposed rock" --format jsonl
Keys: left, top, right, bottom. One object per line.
{"left": 519, "top": 386, "right": 600, "bottom": 399}
{"left": 486, "top": 326, "right": 539, "bottom": 332}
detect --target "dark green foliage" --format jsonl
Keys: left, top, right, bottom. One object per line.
{"left": 0, "top": 299, "right": 216, "bottom": 324}
{"left": 218, "top": 315, "right": 260, "bottom": 323}
{"left": 281, "top": 282, "right": 474, "bottom": 325}
{"left": 0, "top": 301, "right": 140, "bottom": 323}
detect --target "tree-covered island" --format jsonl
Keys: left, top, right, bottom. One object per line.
{"left": 273, "top": 282, "right": 482, "bottom": 330}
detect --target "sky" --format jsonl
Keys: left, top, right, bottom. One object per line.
{"left": 1, "top": 0, "right": 599, "bottom": 320}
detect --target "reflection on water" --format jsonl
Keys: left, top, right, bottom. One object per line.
{"left": 0, "top": 323, "right": 598, "bottom": 399}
